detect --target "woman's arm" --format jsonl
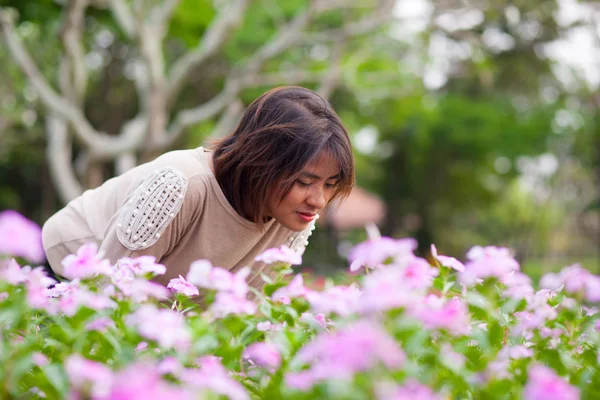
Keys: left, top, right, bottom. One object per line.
{"left": 98, "top": 167, "right": 200, "bottom": 264}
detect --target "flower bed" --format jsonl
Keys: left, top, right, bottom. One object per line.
{"left": 0, "top": 210, "right": 599, "bottom": 399}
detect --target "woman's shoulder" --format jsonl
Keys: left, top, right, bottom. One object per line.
{"left": 151, "top": 147, "right": 212, "bottom": 179}
{"left": 111, "top": 149, "right": 214, "bottom": 213}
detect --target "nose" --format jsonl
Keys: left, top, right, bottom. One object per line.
{"left": 306, "top": 185, "right": 327, "bottom": 210}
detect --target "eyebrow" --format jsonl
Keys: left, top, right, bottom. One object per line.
{"left": 300, "top": 172, "right": 340, "bottom": 180}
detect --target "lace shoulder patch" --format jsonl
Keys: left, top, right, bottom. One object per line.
{"left": 285, "top": 216, "right": 318, "bottom": 255}
{"left": 116, "top": 167, "right": 188, "bottom": 251}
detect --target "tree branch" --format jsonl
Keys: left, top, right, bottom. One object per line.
{"left": 302, "top": 0, "right": 395, "bottom": 43}
{"left": 138, "top": 22, "right": 167, "bottom": 144}
{"left": 1, "top": 11, "right": 149, "bottom": 161}
{"left": 240, "top": 70, "right": 324, "bottom": 87}
{"left": 45, "top": 115, "right": 84, "bottom": 202}
{"left": 314, "top": 0, "right": 380, "bottom": 12}
{"left": 115, "top": 152, "right": 137, "bottom": 175}
{"left": 151, "top": 0, "right": 182, "bottom": 29}
{"left": 164, "top": 2, "right": 367, "bottom": 144}
{"left": 210, "top": 97, "right": 245, "bottom": 139}
{"left": 154, "top": 0, "right": 394, "bottom": 150}
{"left": 0, "top": 8, "right": 111, "bottom": 150}
{"left": 108, "top": 0, "right": 137, "bottom": 38}
{"left": 167, "top": 0, "right": 249, "bottom": 105}
{"left": 60, "top": 0, "right": 90, "bottom": 104}
{"left": 160, "top": 85, "right": 238, "bottom": 148}
{"left": 162, "top": 5, "right": 318, "bottom": 146}
{"left": 243, "top": 4, "right": 317, "bottom": 75}
{"left": 317, "top": 39, "right": 346, "bottom": 99}
{"left": 136, "top": 0, "right": 186, "bottom": 146}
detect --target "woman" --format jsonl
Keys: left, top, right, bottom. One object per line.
{"left": 42, "top": 86, "right": 354, "bottom": 289}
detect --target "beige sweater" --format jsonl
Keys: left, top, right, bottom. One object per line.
{"left": 42, "top": 147, "right": 309, "bottom": 288}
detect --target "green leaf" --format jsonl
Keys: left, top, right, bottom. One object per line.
{"left": 41, "top": 364, "right": 68, "bottom": 397}
{"left": 7, "top": 354, "right": 34, "bottom": 395}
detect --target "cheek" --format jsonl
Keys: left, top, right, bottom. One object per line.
{"left": 279, "top": 187, "right": 306, "bottom": 209}
{"left": 323, "top": 187, "right": 337, "bottom": 203}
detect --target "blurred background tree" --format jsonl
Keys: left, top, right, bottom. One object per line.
{"left": 1, "top": 0, "right": 598, "bottom": 276}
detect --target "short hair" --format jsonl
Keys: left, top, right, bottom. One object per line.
{"left": 211, "top": 86, "right": 354, "bottom": 227}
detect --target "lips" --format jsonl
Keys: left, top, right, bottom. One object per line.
{"left": 297, "top": 212, "right": 316, "bottom": 222}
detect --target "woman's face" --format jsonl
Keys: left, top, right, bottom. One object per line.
{"left": 267, "top": 151, "right": 341, "bottom": 232}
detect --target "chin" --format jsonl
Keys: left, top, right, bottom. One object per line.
{"left": 278, "top": 219, "right": 309, "bottom": 232}
{"left": 286, "top": 223, "right": 308, "bottom": 232}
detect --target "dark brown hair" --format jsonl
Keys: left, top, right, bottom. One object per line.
{"left": 211, "top": 86, "right": 354, "bottom": 227}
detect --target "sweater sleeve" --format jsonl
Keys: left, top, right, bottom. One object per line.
{"left": 98, "top": 167, "right": 202, "bottom": 265}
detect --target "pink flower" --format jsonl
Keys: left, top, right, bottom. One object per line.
{"left": 360, "top": 265, "right": 424, "bottom": 314}
{"left": 45, "top": 279, "right": 116, "bottom": 316}
{"left": 23, "top": 267, "right": 56, "bottom": 312}
{"left": 300, "top": 312, "right": 329, "bottom": 329}
{"left": 523, "top": 364, "right": 579, "bottom": 400}
{"left": 583, "top": 306, "right": 598, "bottom": 316}
{"left": 61, "top": 243, "right": 113, "bottom": 279}
{"left": 498, "top": 345, "right": 534, "bottom": 360}
{"left": 229, "top": 268, "right": 251, "bottom": 298}
{"left": 285, "top": 371, "right": 316, "bottom": 391}
{"left": 186, "top": 260, "right": 249, "bottom": 298}
{"left": 308, "top": 284, "right": 362, "bottom": 316}
{"left": 26, "top": 281, "right": 53, "bottom": 311}
{"left": 136, "top": 342, "right": 148, "bottom": 351}
{"left": 46, "top": 279, "right": 80, "bottom": 297}
{"left": 255, "top": 245, "right": 302, "bottom": 265}
{"left": 486, "top": 358, "right": 512, "bottom": 381}
{"left": 243, "top": 342, "right": 282, "bottom": 370}
{"left": 108, "top": 362, "right": 194, "bottom": 400}
{"left": 256, "top": 321, "right": 273, "bottom": 331}
{"left": 349, "top": 237, "right": 417, "bottom": 272}
{"left": 56, "top": 288, "right": 116, "bottom": 317}
{"left": 0, "top": 210, "right": 45, "bottom": 263}
{"left": 584, "top": 276, "right": 600, "bottom": 302}
{"left": 65, "top": 354, "right": 113, "bottom": 398}
{"left": 181, "top": 357, "right": 249, "bottom": 400}
{"left": 85, "top": 317, "right": 115, "bottom": 332}
{"left": 115, "top": 278, "right": 170, "bottom": 302}
{"left": 157, "top": 357, "right": 183, "bottom": 376}
{"left": 128, "top": 305, "right": 191, "bottom": 351}
{"left": 440, "top": 344, "right": 466, "bottom": 370}
{"left": 376, "top": 379, "right": 443, "bottom": 400}
{"left": 272, "top": 275, "right": 312, "bottom": 304}
{"left": 412, "top": 296, "right": 471, "bottom": 335}
{"left": 185, "top": 260, "right": 212, "bottom": 286}
{"left": 0, "top": 258, "right": 28, "bottom": 284}
{"left": 431, "top": 244, "right": 465, "bottom": 272}
{"left": 209, "top": 292, "right": 256, "bottom": 318}
{"left": 256, "top": 320, "right": 286, "bottom": 332}
{"left": 32, "top": 352, "right": 49, "bottom": 367}
{"left": 400, "top": 257, "right": 439, "bottom": 290}
{"left": 23, "top": 265, "right": 56, "bottom": 287}
{"left": 118, "top": 256, "right": 166, "bottom": 276}
{"left": 540, "top": 264, "right": 600, "bottom": 303}
{"left": 539, "top": 272, "right": 563, "bottom": 291}
{"left": 292, "top": 320, "right": 405, "bottom": 387}
{"left": 512, "top": 311, "right": 545, "bottom": 338}
{"left": 502, "top": 271, "right": 534, "bottom": 300}
{"left": 460, "top": 246, "right": 520, "bottom": 285}
{"left": 167, "top": 275, "right": 199, "bottom": 296}
{"left": 559, "top": 264, "right": 590, "bottom": 293}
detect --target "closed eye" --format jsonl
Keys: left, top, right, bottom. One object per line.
{"left": 296, "top": 180, "right": 312, "bottom": 188}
